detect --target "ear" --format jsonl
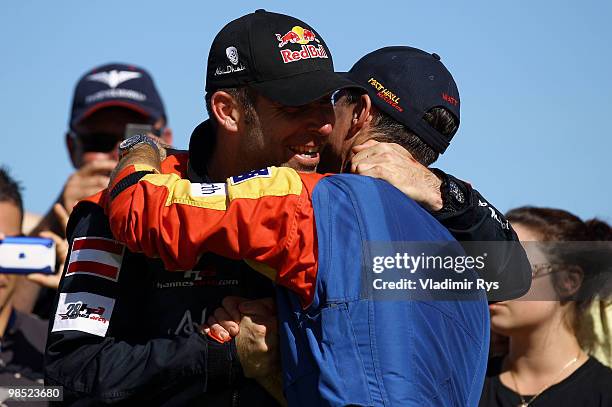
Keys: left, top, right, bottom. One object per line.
{"left": 556, "top": 265, "right": 584, "bottom": 299}
{"left": 66, "top": 132, "right": 79, "bottom": 168}
{"left": 352, "top": 94, "right": 372, "bottom": 132}
{"left": 210, "top": 91, "right": 240, "bottom": 133}
{"left": 160, "top": 127, "right": 173, "bottom": 146}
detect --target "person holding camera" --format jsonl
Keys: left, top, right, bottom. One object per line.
{"left": 0, "top": 167, "right": 49, "bottom": 404}
{"left": 14, "top": 63, "right": 173, "bottom": 317}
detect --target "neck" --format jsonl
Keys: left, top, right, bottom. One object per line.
{"left": 341, "top": 130, "right": 372, "bottom": 173}
{"left": 0, "top": 300, "right": 14, "bottom": 338}
{"left": 506, "top": 315, "right": 582, "bottom": 377}
{"left": 206, "top": 130, "right": 241, "bottom": 182}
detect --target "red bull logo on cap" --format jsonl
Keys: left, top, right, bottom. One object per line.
{"left": 275, "top": 26, "right": 320, "bottom": 47}
{"left": 275, "top": 26, "right": 328, "bottom": 64}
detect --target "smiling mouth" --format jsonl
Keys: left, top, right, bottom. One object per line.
{"left": 289, "top": 145, "right": 320, "bottom": 157}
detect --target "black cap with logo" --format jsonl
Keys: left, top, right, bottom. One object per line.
{"left": 70, "top": 63, "right": 166, "bottom": 130}
{"left": 206, "top": 9, "right": 362, "bottom": 106}
{"left": 345, "top": 46, "right": 460, "bottom": 154}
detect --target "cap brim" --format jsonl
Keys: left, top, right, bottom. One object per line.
{"left": 339, "top": 71, "right": 372, "bottom": 94}
{"left": 250, "top": 70, "right": 365, "bottom": 107}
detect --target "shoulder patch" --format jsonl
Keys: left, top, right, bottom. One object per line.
{"left": 230, "top": 168, "right": 271, "bottom": 185}
{"left": 52, "top": 292, "right": 115, "bottom": 337}
{"left": 66, "top": 237, "right": 125, "bottom": 282}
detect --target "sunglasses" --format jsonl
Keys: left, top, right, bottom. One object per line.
{"left": 70, "top": 123, "right": 163, "bottom": 153}
{"left": 331, "top": 89, "right": 346, "bottom": 106}
{"left": 530, "top": 263, "right": 561, "bottom": 278}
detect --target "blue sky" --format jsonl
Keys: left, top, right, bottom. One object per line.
{"left": 1, "top": 0, "right": 610, "bottom": 221}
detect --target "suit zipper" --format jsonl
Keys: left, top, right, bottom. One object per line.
{"left": 231, "top": 389, "right": 239, "bottom": 407}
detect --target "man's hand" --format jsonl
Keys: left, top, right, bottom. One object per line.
{"left": 205, "top": 296, "right": 249, "bottom": 341}
{"left": 235, "top": 310, "right": 279, "bottom": 379}
{"left": 27, "top": 203, "right": 69, "bottom": 290}
{"left": 204, "top": 297, "right": 284, "bottom": 404}
{"left": 109, "top": 136, "right": 169, "bottom": 186}
{"left": 62, "top": 159, "right": 117, "bottom": 213}
{"left": 351, "top": 140, "right": 444, "bottom": 211}
{"left": 204, "top": 297, "right": 278, "bottom": 379}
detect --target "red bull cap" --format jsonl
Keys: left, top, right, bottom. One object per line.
{"left": 206, "top": 9, "right": 363, "bottom": 106}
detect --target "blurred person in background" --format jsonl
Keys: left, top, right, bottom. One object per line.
{"left": 14, "top": 63, "right": 172, "bottom": 317}
{"left": 0, "top": 167, "right": 49, "bottom": 405}
{"left": 480, "top": 206, "right": 612, "bottom": 407}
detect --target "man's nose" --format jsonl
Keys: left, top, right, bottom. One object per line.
{"left": 311, "top": 103, "right": 335, "bottom": 139}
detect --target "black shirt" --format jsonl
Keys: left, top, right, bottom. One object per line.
{"left": 0, "top": 309, "right": 48, "bottom": 406}
{"left": 479, "top": 356, "right": 612, "bottom": 407}
{"left": 45, "top": 144, "right": 280, "bottom": 406}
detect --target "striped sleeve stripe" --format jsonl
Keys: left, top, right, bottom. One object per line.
{"left": 72, "top": 238, "right": 124, "bottom": 254}
{"left": 66, "top": 261, "right": 121, "bottom": 281}
{"left": 68, "top": 249, "right": 123, "bottom": 268}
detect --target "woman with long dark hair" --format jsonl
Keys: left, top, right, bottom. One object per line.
{"left": 480, "top": 207, "right": 612, "bottom": 406}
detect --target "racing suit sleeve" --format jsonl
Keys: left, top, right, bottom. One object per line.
{"left": 430, "top": 170, "right": 531, "bottom": 300}
{"left": 45, "top": 200, "right": 243, "bottom": 403}
{"left": 107, "top": 165, "right": 320, "bottom": 306}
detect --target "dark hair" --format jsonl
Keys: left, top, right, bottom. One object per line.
{"left": 0, "top": 167, "right": 24, "bottom": 221}
{"left": 335, "top": 88, "right": 361, "bottom": 106}
{"left": 507, "top": 206, "right": 611, "bottom": 356}
{"left": 337, "top": 88, "right": 458, "bottom": 165}
{"left": 205, "top": 87, "right": 257, "bottom": 130}
{"left": 368, "top": 107, "right": 457, "bottom": 166}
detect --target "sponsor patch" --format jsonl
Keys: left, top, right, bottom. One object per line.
{"left": 52, "top": 292, "right": 115, "bottom": 337}
{"left": 230, "top": 168, "right": 271, "bottom": 185}
{"left": 87, "top": 70, "right": 142, "bottom": 89}
{"left": 226, "top": 46, "right": 239, "bottom": 65}
{"left": 367, "top": 77, "right": 403, "bottom": 112}
{"left": 66, "top": 237, "right": 125, "bottom": 282}
{"left": 214, "top": 46, "right": 247, "bottom": 76}
{"left": 275, "top": 26, "right": 328, "bottom": 64}
{"left": 442, "top": 92, "right": 458, "bottom": 106}
{"left": 190, "top": 182, "right": 227, "bottom": 197}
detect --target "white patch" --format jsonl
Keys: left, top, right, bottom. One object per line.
{"left": 190, "top": 182, "right": 227, "bottom": 197}
{"left": 226, "top": 46, "right": 239, "bottom": 65}
{"left": 52, "top": 292, "right": 115, "bottom": 337}
{"left": 87, "top": 70, "right": 142, "bottom": 89}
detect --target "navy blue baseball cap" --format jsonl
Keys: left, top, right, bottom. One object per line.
{"left": 345, "top": 46, "right": 460, "bottom": 154}
{"left": 69, "top": 63, "right": 166, "bottom": 130}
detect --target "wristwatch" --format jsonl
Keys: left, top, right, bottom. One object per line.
{"left": 118, "top": 134, "right": 159, "bottom": 159}
{"left": 432, "top": 169, "right": 468, "bottom": 213}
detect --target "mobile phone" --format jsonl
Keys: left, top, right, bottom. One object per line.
{"left": 125, "top": 124, "right": 155, "bottom": 139}
{"left": 0, "top": 236, "right": 56, "bottom": 274}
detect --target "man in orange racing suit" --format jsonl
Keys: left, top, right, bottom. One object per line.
{"left": 103, "top": 49, "right": 528, "bottom": 406}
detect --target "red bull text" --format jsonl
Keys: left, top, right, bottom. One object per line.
{"left": 275, "top": 27, "right": 327, "bottom": 64}
{"left": 281, "top": 45, "right": 328, "bottom": 63}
